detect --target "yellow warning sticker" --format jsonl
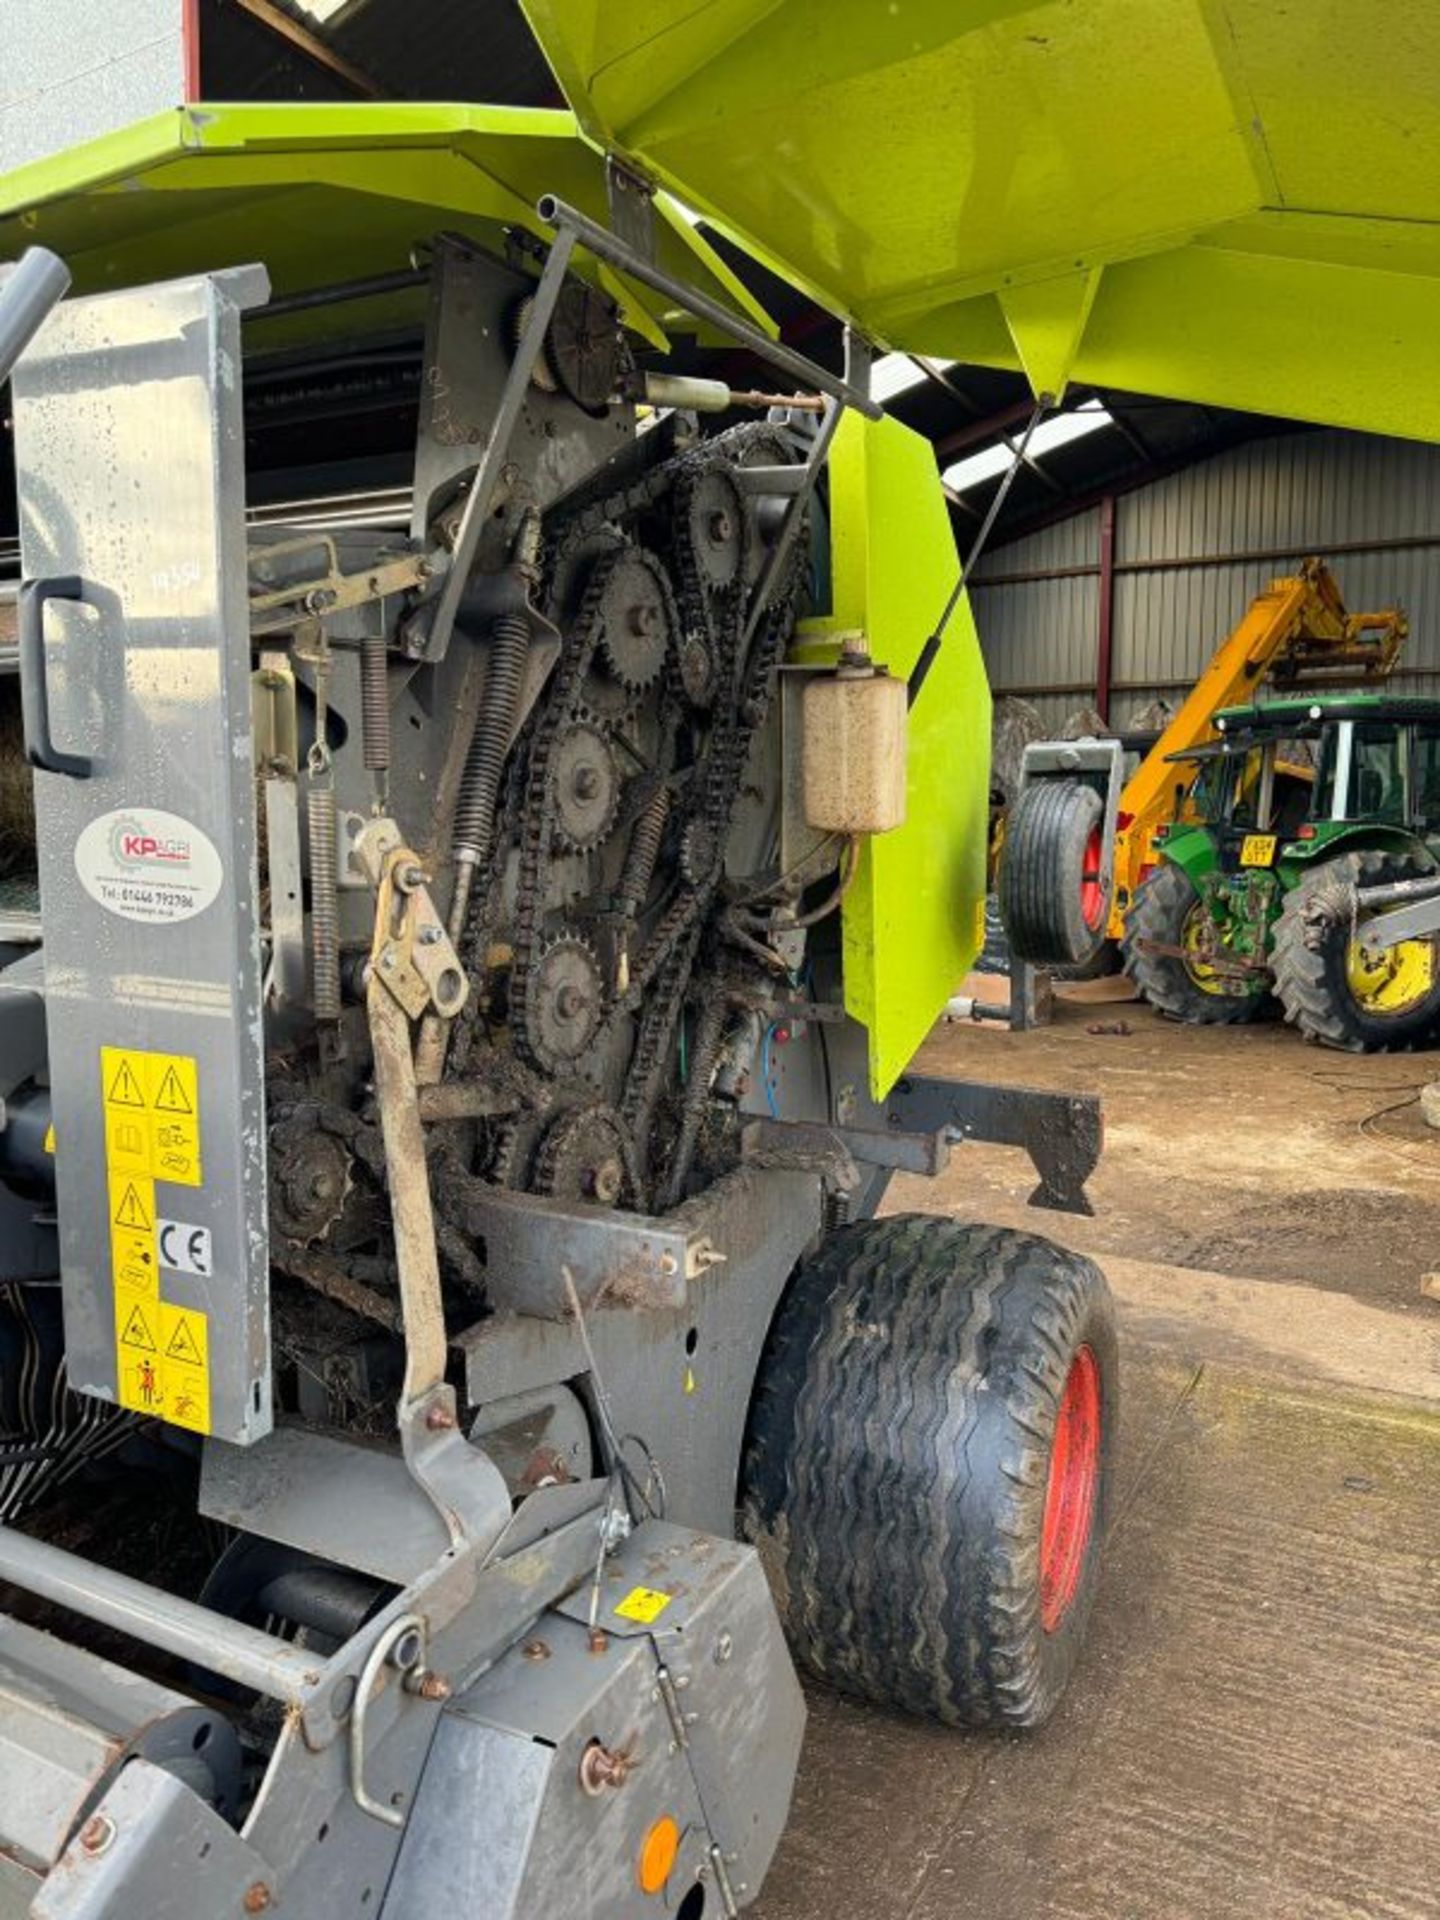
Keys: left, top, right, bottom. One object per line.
{"left": 111, "top": 1224, "right": 159, "bottom": 1299}
{"left": 614, "top": 1586, "right": 674, "bottom": 1625}
{"left": 100, "top": 1047, "right": 203, "bottom": 1187}
{"left": 43, "top": 1123, "right": 55, "bottom": 1155}
{"left": 109, "top": 1171, "right": 155, "bottom": 1234}
{"left": 117, "top": 1298, "right": 159, "bottom": 1354}
{"left": 118, "top": 1352, "right": 167, "bottom": 1418}
{"left": 160, "top": 1301, "right": 207, "bottom": 1369}
{"left": 158, "top": 1303, "right": 210, "bottom": 1433}
{"left": 102, "top": 1048, "right": 211, "bottom": 1433}
{"left": 114, "top": 1297, "right": 211, "bottom": 1432}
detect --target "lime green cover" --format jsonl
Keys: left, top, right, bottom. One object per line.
{"left": 519, "top": 0, "right": 1440, "bottom": 443}
{"left": 0, "top": 104, "right": 772, "bottom": 349}
{"left": 797, "top": 413, "right": 990, "bottom": 1099}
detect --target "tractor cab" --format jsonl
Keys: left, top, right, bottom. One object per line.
{"left": 1172, "top": 693, "right": 1440, "bottom": 872}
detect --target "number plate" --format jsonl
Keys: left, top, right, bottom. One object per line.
{"left": 1239, "top": 834, "right": 1278, "bottom": 868}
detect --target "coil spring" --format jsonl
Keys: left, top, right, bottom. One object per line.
{"left": 360, "top": 633, "right": 391, "bottom": 774}
{"left": 307, "top": 779, "right": 341, "bottom": 1022}
{"left": 616, "top": 787, "right": 670, "bottom": 919}
{"left": 453, "top": 612, "right": 531, "bottom": 870}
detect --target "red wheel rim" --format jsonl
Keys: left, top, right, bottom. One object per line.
{"left": 1039, "top": 1345, "right": 1102, "bottom": 1633}
{"left": 1079, "top": 827, "right": 1106, "bottom": 931}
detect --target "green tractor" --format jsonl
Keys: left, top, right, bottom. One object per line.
{"left": 1123, "top": 692, "right": 1440, "bottom": 1050}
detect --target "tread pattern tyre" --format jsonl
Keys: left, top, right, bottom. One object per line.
{"left": 999, "top": 780, "right": 1108, "bottom": 968}
{"left": 1272, "top": 848, "right": 1440, "bottom": 1052}
{"left": 1121, "top": 859, "right": 1266, "bottom": 1024}
{"left": 739, "top": 1215, "right": 1117, "bottom": 1730}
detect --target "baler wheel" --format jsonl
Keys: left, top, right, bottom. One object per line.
{"left": 739, "top": 1215, "right": 1116, "bottom": 1729}
{"left": 998, "top": 778, "right": 1110, "bottom": 968}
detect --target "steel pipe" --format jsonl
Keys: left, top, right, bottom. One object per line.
{"left": 0, "top": 1527, "right": 326, "bottom": 1706}
{"left": 536, "top": 195, "right": 883, "bottom": 421}
{"left": 0, "top": 248, "right": 70, "bottom": 386}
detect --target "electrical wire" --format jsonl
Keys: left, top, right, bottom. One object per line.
{"left": 761, "top": 1023, "right": 781, "bottom": 1119}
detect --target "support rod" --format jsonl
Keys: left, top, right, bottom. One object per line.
{"left": 403, "top": 226, "right": 577, "bottom": 661}
{"left": 536, "top": 196, "right": 884, "bottom": 422}
{"left": 0, "top": 1526, "right": 325, "bottom": 1706}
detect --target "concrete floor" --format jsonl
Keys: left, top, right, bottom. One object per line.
{"left": 756, "top": 1003, "right": 1440, "bottom": 1920}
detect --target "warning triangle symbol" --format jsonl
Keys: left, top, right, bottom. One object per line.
{"left": 120, "top": 1303, "right": 157, "bottom": 1352}
{"left": 154, "top": 1067, "right": 193, "bottom": 1114}
{"left": 164, "top": 1315, "right": 203, "bottom": 1366}
{"left": 113, "top": 1182, "right": 153, "bottom": 1231}
{"left": 108, "top": 1060, "right": 146, "bottom": 1108}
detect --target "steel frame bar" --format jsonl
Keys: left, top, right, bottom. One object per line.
{"left": 0, "top": 1525, "right": 325, "bottom": 1707}
{"left": 536, "top": 195, "right": 884, "bottom": 421}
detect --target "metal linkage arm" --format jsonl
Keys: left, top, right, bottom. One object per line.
{"left": 536, "top": 195, "right": 884, "bottom": 422}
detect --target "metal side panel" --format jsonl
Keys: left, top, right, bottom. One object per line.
{"left": 11, "top": 267, "right": 273, "bottom": 1444}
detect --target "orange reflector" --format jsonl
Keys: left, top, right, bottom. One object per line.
{"left": 638, "top": 1816, "right": 680, "bottom": 1895}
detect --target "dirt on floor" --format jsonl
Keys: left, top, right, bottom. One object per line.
{"left": 899, "top": 998, "right": 1440, "bottom": 1314}
{"left": 754, "top": 999, "right": 1440, "bottom": 1920}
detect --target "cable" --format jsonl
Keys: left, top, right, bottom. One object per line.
{"left": 761, "top": 1023, "right": 781, "bottom": 1119}
{"left": 782, "top": 834, "right": 862, "bottom": 929}
{"left": 909, "top": 398, "right": 1050, "bottom": 710}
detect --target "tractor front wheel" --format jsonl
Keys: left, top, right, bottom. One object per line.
{"left": 1272, "top": 849, "right": 1440, "bottom": 1051}
{"left": 1121, "top": 860, "right": 1268, "bottom": 1023}
{"left": 739, "top": 1215, "right": 1117, "bottom": 1729}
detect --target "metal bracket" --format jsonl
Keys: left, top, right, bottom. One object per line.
{"left": 883, "top": 1073, "right": 1102, "bottom": 1215}
{"left": 606, "top": 155, "right": 657, "bottom": 262}
{"left": 249, "top": 536, "right": 437, "bottom": 638}
{"left": 355, "top": 820, "right": 507, "bottom": 1552}
{"left": 359, "top": 821, "right": 468, "bottom": 1023}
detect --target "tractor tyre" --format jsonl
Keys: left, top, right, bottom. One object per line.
{"left": 1272, "top": 849, "right": 1440, "bottom": 1052}
{"left": 998, "top": 779, "right": 1110, "bottom": 969}
{"left": 739, "top": 1215, "right": 1117, "bottom": 1730}
{"left": 1121, "top": 860, "right": 1268, "bottom": 1023}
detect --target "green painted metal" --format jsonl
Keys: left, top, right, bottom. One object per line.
{"left": 0, "top": 105, "right": 774, "bottom": 350}
{"left": 519, "top": 0, "right": 1440, "bottom": 442}
{"left": 796, "top": 411, "right": 990, "bottom": 1099}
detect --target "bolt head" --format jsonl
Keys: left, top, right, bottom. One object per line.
{"left": 425, "top": 1402, "right": 457, "bottom": 1432}
{"left": 79, "top": 1815, "right": 116, "bottom": 1857}
{"left": 243, "top": 1885, "right": 273, "bottom": 1914}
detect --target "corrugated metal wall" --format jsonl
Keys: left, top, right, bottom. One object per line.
{"left": 969, "top": 429, "right": 1440, "bottom": 730}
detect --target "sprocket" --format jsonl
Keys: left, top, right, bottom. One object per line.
{"left": 520, "top": 934, "right": 606, "bottom": 1073}
{"left": 551, "top": 722, "right": 622, "bottom": 851}
{"left": 680, "top": 463, "right": 748, "bottom": 592}
{"left": 532, "top": 1103, "right": 638, "bottom": 1209}
{"left": 590, "top": 547, "right": 675, "bottom": 708}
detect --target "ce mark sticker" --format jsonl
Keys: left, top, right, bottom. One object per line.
{"left": 158, "top": 1218, "right": 212, "bottom": 1277}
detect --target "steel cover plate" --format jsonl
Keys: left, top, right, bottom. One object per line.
{"left": 13, "top": 269, "right": 273, "bottom": 1443}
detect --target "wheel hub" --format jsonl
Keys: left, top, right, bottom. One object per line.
{"left": 1039, "top": 1344, "right": 1101, "bottom": 1634}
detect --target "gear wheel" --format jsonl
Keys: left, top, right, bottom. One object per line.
{"left": 521, "top": 935, "right": 606, "bottom": 1072}
{"left": 532, "top": 1103, "right": 637, "bottom": 1208}
{"left": 552, "top": 723, "right": 622, "bottom": 851}
{"left": 267, "top": 1103, "right": 377, "bottom": 1246}
{"left": 678, "top": 818, "right": 722, "bottom": 889}
{"left": 681, "top": 464, "right": 747, "bottom": 592}
{"left": 676, "top": 632, "right": 717, "bottom": 708}
{"left": 593, "top": 549, "right": 675, "bottom": 702}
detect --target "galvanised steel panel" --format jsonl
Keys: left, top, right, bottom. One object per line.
{"left": 12, "top": 268, "right": 272, "bottom": 1444}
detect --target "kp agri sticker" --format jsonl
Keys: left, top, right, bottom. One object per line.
{"left": 75, "top": 808, "right": 224, "bottom": 925}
